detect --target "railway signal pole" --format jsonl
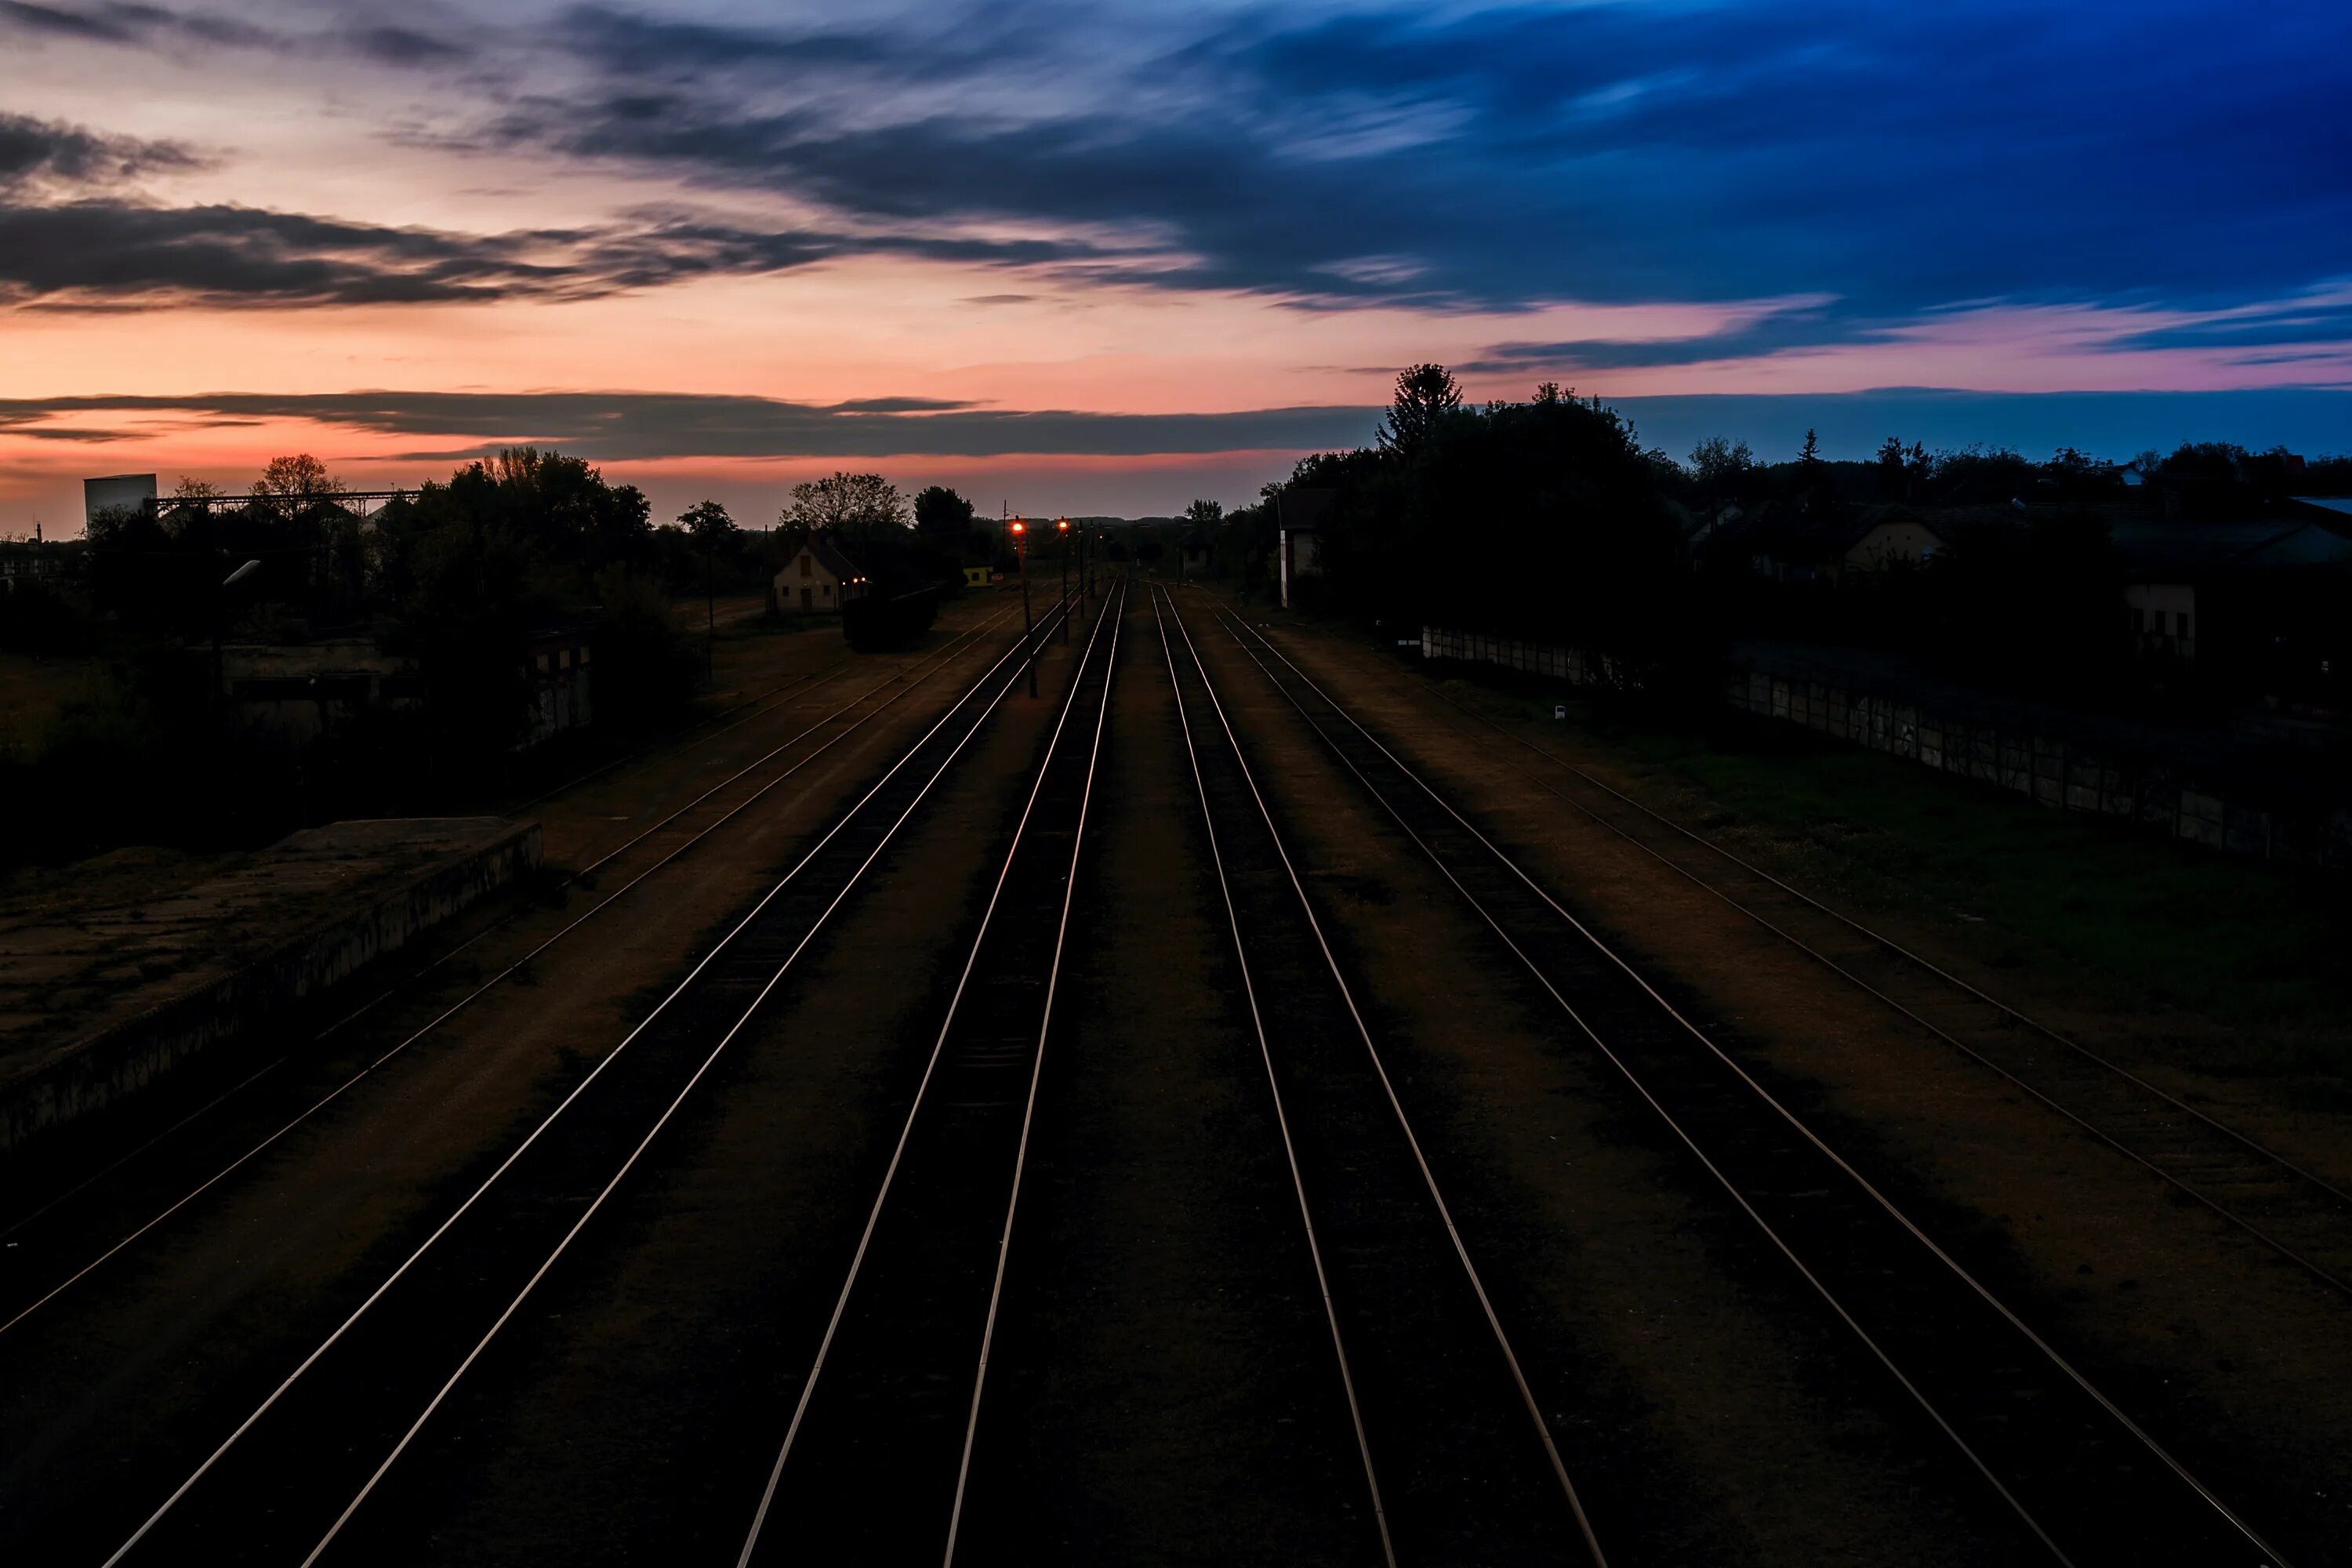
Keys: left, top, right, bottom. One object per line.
{"left": 1055, "top": 517, "right": 1071, "bottom": 642}
{"left": 1011, "top": 518, "right": 1036, "bottom": 696}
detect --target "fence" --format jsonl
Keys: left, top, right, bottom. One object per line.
{"left": 1421, "top": 626, "right": 2352, "bottom": 870}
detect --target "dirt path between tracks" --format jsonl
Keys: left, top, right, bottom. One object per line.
{"left": 0, "top": 590, "right": 1044, "bottom": 1558}
{"left": 1180, "top": 593, "right": 2021, "bottom": 1567}
{"left": 1203, "top": 589, "right": 2352, "bottom": 1564}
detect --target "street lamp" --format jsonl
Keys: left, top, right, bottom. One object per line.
{"left": 1055, "top": 517, "right": 1071, "bottom": 642}
{"left": 1011, "top": 518, "right": 1036, "bottom": 697}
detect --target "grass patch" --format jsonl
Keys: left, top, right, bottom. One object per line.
{"left": 1453, "top": 674, "right": 2348, "bottom": 1056}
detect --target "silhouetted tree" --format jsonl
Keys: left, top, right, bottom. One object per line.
{"left": 676, "top": 499, "right": 737, "bottom": 544}
{"left": 1378, "top": 363, "right": 1463, "bottom": 456}
{"left": 1689, "top": 435, "right": 1756, "bottom": 520}
{"left": 783, "top": 472, "right": 909, "bottom": 533}
{"left": 252, "top": 453, "right": 342, "bottom": 506}
{"left": 912, "top": 485, "right": 977, "bottom": 539}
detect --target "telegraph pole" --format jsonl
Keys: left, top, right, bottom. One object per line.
{"left": 1055, "top": 517, "right": 1071, "bottom": 642}
{"left": 1011, "top": 518, "right": 1036, "bottom": 697}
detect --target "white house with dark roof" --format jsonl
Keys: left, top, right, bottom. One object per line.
{"left": 775, "top": 532, "right": 869, "bottom": 614}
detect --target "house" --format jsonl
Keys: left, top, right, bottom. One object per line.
{"left": 0, "top": 532, "right": 79, "bottom": 592}
{"left": 2113, "top": 519, "right": 2352, "bottom": 700}
{"left": 961, "top": 564, "right": 995, "bottom": 588}
{"left": 775, "top": 533, "right": 869, "bottom": 614}
{"left": 1737, "top": 503, "right": 1948, "bottom": 584}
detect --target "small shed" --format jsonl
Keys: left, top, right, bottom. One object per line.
{"left": 1278, "top": 488, "right": 1334, "bottom": 608}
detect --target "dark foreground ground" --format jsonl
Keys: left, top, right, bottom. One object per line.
{"left": 2, "top": 579, "right": 2345, "bottom": 1566}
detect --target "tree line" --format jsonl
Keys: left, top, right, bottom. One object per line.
{"left": 1189, "top": 364, "right": 2349, "bottom": 704}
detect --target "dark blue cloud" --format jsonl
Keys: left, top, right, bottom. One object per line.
{"left": 9, "top": 1, "right": 2350, "bottom": 350}
{"left": 460, "top": 0, "right": 2352, "bottom": 328}
{"left": 0, "top": 390, "right": 1387, "bottom": 459}
{"left": 10, "top": 387, "right": 2347, "bottom": 466}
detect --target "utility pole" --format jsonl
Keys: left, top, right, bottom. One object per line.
{"left": 1056, "top": 517, "right": 1071, "bottom": 642}
{"left": 1011, "top": 518, "right": 1036, "bottom": 697}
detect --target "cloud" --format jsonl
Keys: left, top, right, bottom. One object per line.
{"left": 1464, "top": 300, "right": 1889, "bottom": 375}
{"left": 6, "top": 0, "right": 2348, "bottom": 367}
{"left": 0, "top": 197, "right": 1118, "bottom": 310}
{"left": 0, "top": 1, "right": 431, "bottom": 57}
{"left": 12, "top": 387, "right": 2352, "bottom": 473}
{"left": 0, "top": 0, "right": 269, "bottom": 47}
{"left": 0, "top": 390, "right": 1387, "bottom": 459}
{"left": 0, "top": 111, "right": 205, "bottom": 195}
{"left": 456, "top": 1, "right": 2352, "bottom": 321}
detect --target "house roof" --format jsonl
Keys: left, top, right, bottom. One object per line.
{"left": 800, "top": 532, "right": 864, "bottom": 579}
{"left": 2112, "top": 521, "right": 2311, "bottom": 580}
{"left": 1730, "top": 502, "right": 1953, "bottom": 563}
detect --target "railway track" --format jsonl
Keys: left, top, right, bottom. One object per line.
{"left": 1152, "top": 586, "right": 1603, "bottom": 1567}
{"left": 1359, "top": 633, "right": 2352, "bottom": 1299}
{"left": 1203, "top": 601, "right": 2288, "bottom": 1568}
{"left": 0, "top": 604, "right": 1024, "bottom": 1331}
{"left": 14, "top": 597, "right": 1073, "bottom": 1566}
{"left": 735, "top": 578, "right": 1127, "bottom": 1566}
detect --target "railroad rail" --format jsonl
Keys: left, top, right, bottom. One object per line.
{"left": 736, "top": 578, "right": 1127, "bottom": 1566}
{"left": 1339, "top": 638, "right": 2352, "bottom": 1300}
{"left": 1160, "top": 588, "right": 1606, "bottom": 1566}
{"left": 1208, "top": 602, "right": 2287, "bottom": 1568}
{"left": 0, "top": 601, "right": 1028, "bottom": 1336}
{"left": 56, "top": 595, "right": 1073, "bottom": 1566}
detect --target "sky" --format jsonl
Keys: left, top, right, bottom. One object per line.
{"left": 2, "top": 0, "right": 2349, "bottom": 532}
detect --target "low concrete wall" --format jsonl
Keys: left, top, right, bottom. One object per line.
{"left": 0, "top": 820, "right": 541, "bottom": 1153}
{"left": 1421, "top": 626, "right": 2352, "bottom": 870}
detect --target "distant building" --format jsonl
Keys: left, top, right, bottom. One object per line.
{"left": 2114, "top": 518, "right": 2352, "bottom": 706}
{"left": 1278, "top": 488, "right": 1334, "bottom": 608}
{"left": 0, "top": 533, "right": 81, "bottom": 592}
{"left": 962, "top": 564, "right": 994, "bottom": 588}
{"left": 524, "top": 619, "right": 596, "bottom": 746}
{"left": 220, "top": 638, "right": 417, "bottom": 750}
{"left": 776, "top": 533, "right": 869, "bottom": 614}
{"left": 220, "top": 619, "right": 597, "bottom": 750}
{"left": 1737, "top": 503, "right": 1947, "bottom": 583}
{"left": 1179, "top": 529, "right": 1213, "bottom": 580}
{"left": 83, "top": 474, "right": 157, "bottom": 525}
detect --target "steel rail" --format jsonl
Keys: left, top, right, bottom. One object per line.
{"left": 1292, "top": 635, "right": 2352, "bottom": 1298}
{"left": 0, "top": 606, "right": 1018, "bottom": 1253}
{"left": 736, "top": 583, "right": 1120, "bottom": 1567}
{"left": 97, "top": 600, "right": 1072, "bottom": 1568}
{"left": 0, "top": 609, "right": 1025, "bottom": 1336}
{"left": 297, "top": 590, "right": 1090, "bottom": 1568}
{"left": 1143, "top": 585, "right": 1396, "bottom": 1567}
{"left": 1389, "top": 638, "right": 2352, "bottom": 1217}
{"left": 501, "top": 649, "right": 851, "bottom": 815}
{"left": 1164, "top": 593, "right": 1609, "bottom": 1567}
{"left": 940, "top": 578, "right": 1128, "bottom": 1565}
{"left": 501, "top": 589, "right": 1027, "bottom": 816}
{"left": 1216, "top": 606, "right": 2288, "bottom": 1568}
